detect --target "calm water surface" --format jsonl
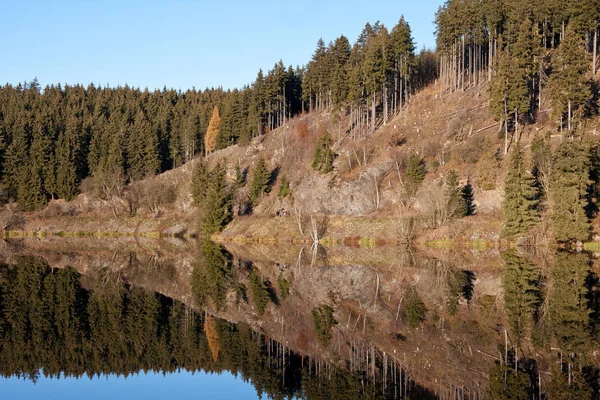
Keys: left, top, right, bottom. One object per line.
{"left": 0, "top": 241, "right": 597, "bottom": 399}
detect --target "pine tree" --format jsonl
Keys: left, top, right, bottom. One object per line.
{"left": 204, "top": 106, "right": 221, "bottom": 154}
{"left": 501, "top": 143, "right": 539, "bottom": 237}
{"left": 549, "top": 139, "right": 591, "bottom": 242}
{"left": 249, "top": 157, "right": 270, "bottom": 206}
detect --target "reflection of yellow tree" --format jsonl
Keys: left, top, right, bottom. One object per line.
{"left": 205, "top": 316, "right": 220, "bottom": 361}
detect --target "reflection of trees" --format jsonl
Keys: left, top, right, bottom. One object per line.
{"left": 0, "top": 256, "right": 435, "bottom": 399}
{"left": 192, "top": 241, "right": 232, "bottom": 309}
{"left": 549, "top": 253, "right": 591, "bottom": 356}
{"left": 501, "top": 252, "right": 541, "bottom": 346}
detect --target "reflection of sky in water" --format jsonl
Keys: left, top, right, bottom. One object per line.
{"left": 1, "top": 370, "right": 264, "bottom": 400}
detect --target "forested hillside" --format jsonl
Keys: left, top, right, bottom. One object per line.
{"left": 0, "top": 16, "right": 435, "bottom": 212}
{"left": 1, "top": 1, "right": 600, "bottom": 244}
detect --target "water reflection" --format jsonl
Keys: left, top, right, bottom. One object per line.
{"left": 1, "top": 241, "right": 599, "bottom": 399}
{"left": 0, "top": 255, "right": 434, "bottom": 399}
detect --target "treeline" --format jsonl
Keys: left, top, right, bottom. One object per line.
{"left": 302, "top": 18, "right": 437, "bottom": 137}
{"left": 436, "top": 0, "right": 599, "bottom": 138}
{"left": 0, "top": 15, "right": 440, "bottom": 212}
{"left": 0, "top": 256, "right": 431, "bottom": 399}
{"left": 0, "top": 62, "right": 302, "bottom": 210}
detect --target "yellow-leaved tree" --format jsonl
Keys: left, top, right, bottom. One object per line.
{"left": 204, "top": 106, "right": 221, "bottom": 154}
{"left": 204, "top": 316, "right": 220, "bottom": 361}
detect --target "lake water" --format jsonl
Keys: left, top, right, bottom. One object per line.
{"left": 0, "top": 239, "right": 597, "bottom": 399}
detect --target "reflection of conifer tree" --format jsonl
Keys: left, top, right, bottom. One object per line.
{"left": 549, "top": 253, "right": 591, "bottom": 355}
{"left": 192, "top": 241, "right": 232, "bottom": 310}
{"left": 501, "top": 252, "right": 541, "bottom": 345}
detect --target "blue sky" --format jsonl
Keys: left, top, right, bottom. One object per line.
{"left": 0, "top": 0, "right": 444, "bottom": 91}
{"left": 0, "top": 370, "right": 265, "bottom": 400}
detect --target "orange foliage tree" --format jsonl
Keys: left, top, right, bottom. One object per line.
{"left": 204, "top": 316, "right": 220, "bottom": 361}
{"left": 204, "top": 106, "right": 221, "bottom": 154}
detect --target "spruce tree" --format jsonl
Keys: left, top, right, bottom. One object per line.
{"left": 548, "top": 26, "right": 592, "bottom": 132}
{"left": 501, "top": 252, "right": 540, "bottom": 345}
{"left": 202, "top": 164, "right": 232, "bottom": 236}
{"left": 444, "top": 170, "right": 466, "bottom": 218}
{"left": 311, "top": 131, "right": 335, "bottom": 173}
{"left": 191, "top": 158, "right": 209, "bottom": 206}
{"left": 249, "top": 157, "right": 270, "bottom": 206}
{"left": 501, "top": 143, "right": 539, "bottom": 237}
{"left": 404, "top": 153, "right": 425, "bottom": 197}
{"left": 549, "top": 139, "right": 591, "bottom": 242}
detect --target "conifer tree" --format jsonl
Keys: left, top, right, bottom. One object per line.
{"left": 501, "top": 143, "right": 539, "bottom": 237}
{"left": 404, "top": 153, "right": 425, "bottom": 197}
{"left": 202, "top": 164, "right": 232, "bottom": 236}
{"left": 249, "top": 157, "right": 270, "bottom": 206}
{"left": 444, "top": 170, "right": 466, "bottom": 219}
{"left": 549, "top": 139, "right": 591, "bottom": 242}
{"left": 55, "top": 128, "right": 79, "bottom": 201}
{"left": 204, "top": 106, "right": 221, "bottom": 154}
{"left": 191, "top": 158, "right": 209, "bottom": 206}
{"left": 311, "top": 131, "right": 335, "bottom": 173}
{"left": 548, "top": 26, "right": 592, "bottom": 132}
{"left": 549, "top": 252, "right": 591, "bottom": 353}
{"left": 501, "top": 252, "right": 540, "bottom": 345}
{"left": 277, "top": 176, "right": 291, "bottom": 200}
{"left": 248, "top": 267, "right": 271, "bottom": 316}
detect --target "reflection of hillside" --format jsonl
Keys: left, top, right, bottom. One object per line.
{"left": 0, "top": 238, "right": 598, "bottom": 398}
{"left": 0, "top": 255, "right": 437, "bottom": 399}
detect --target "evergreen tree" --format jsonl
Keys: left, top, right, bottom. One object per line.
{"left": 311, "top": 305, "right": 336, "bottom": 347}
{"left": 549, "top": 252, "right": 591, "bottom": 354}
{"left": 277, "top": 176, "right": 291, "bottom": 200}
{"left": 444, "top": 170, "right": 466, "bottom": 218}
{"left": 501, "top": 252, "right": 540, "bottom": 345}
{"left": 202, "top": 163, "right": 232, "bottom": 236}
{"left": 404, "top": 153, "right": 425, "bottom": 197}
{"left": 549, "top": 139, "right": 591, "bottom": 242}
{"left": 404, "top": 286, "right": 426, "bottom": 328}
{"left": 311, "top": 131, "right": 335, "bottom": 173}
{"left": 501, "top": 143, "right": 539, "bottom": 237}
{"left": 55, "top": 116, "right": 80, "bottom": 200}
{"left": 204, "top": 106, "right": 221, "bottom": 154}
{"left": 191, "top": 158, "right": 209, "bottom": 206}
{"left": 461, "top": 180, "right": 476, "bottom": 216}
{"left": 249, "top": 157, "right": 270, "bottom": 206}
{"left": 248, "top": 267, "right": 271, "bottom": 316}
{"left": 548, "top": 26, "right": 593, "bottom": 132}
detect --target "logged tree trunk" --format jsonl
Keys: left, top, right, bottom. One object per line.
{"left": 594, "top": 29, "right": 598, "bottom": 75}
{"left": 568, "top": 99, "right": 572, "bottom": 132}
{"left": 371, "top": 93, "right": 376, "bottom": 132}
{"left": 515, "top": 110, "right": 518, "bottom": 142}
{"left": 383, "top": 84, "right": 388, "bottom": 125}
